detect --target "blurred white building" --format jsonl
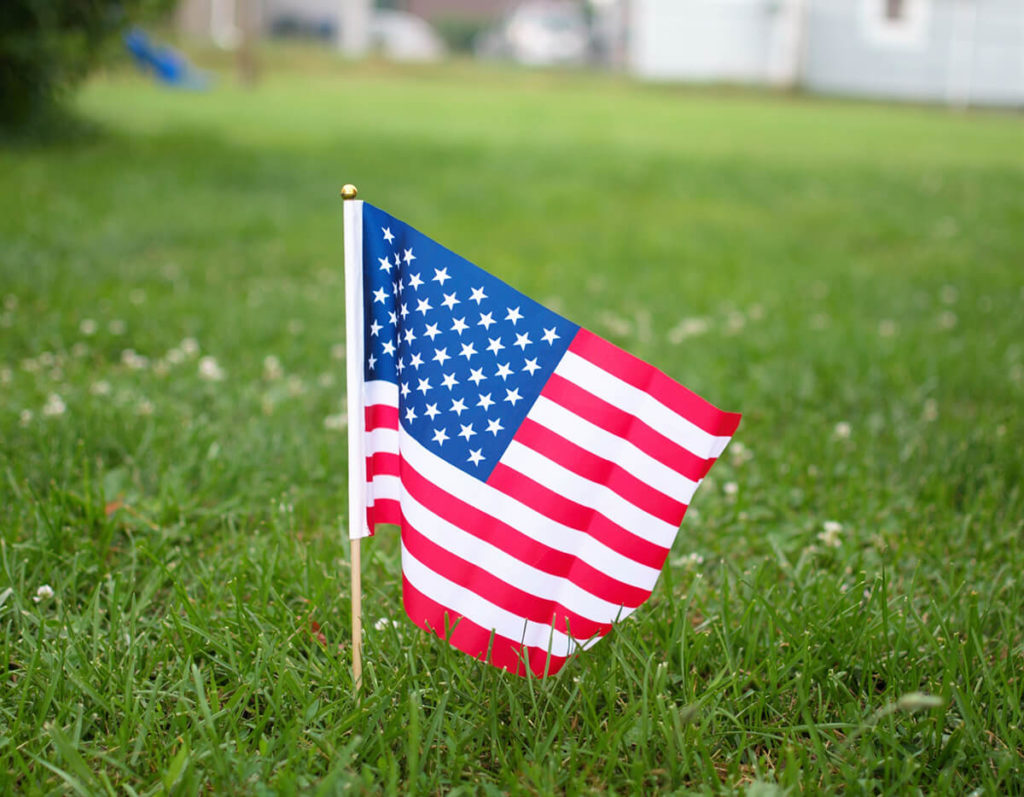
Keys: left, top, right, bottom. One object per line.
{"left": 628, "top": 0, "right": 1024, "bottom": 107}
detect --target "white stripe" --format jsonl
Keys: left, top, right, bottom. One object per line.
{"left": 402, "top": 543, "right": 601, "bottom": 658}
{"left": 557, "top": 352, "right": 732, "bottom": 459}
{"left": 402, "top": 484, "right": 634, "bottom": 625}
{"left": 366, "top": 427, "right": 399, "bottom": 457}
{"left": 528, "top": 396, "right": 699, "bottom": 503}
{"left": 370, "top": 474, "right": 401, "bottom": 503}
{"left": 365, "top": 379, "right": 398, "bottom": 407}
{"left": 400, "top": 430, "right": 661, "bottom": 591}
{"left": 501, "top": 441, "right": 679, "bottom": 548}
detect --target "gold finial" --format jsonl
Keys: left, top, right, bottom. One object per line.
{"left": 340, "top": 184, "right": 358, "bottom": 200}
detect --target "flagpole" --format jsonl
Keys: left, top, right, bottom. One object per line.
{"left": 341, "top": 183, "right": 365, "bottom": 695}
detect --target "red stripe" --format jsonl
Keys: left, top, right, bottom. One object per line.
{"left": 365, "top": 404, "right": 399, "bottom": 432}
{"left": 368, "top": 498, "right": 401, "bottom": 529}
{"left": 366, "top": 452, "right": 400, "bottom": 480}
{"left": 401, "top": 518, "right": 612, "bottom": 640}
{"left": 402, "top": 574, "right": 570, "bottom": 677}
{"left": 569, "top": 329, "right": 742, "bottom": 437}
{"left": 541, "top": 374, "right": 714, "bottom": 481}
{"left": 487, "top": 464, "right": 671, "bottom": 571}
{"left": 400, "top": 460, "right": 651, "bottom": 608}
{"left": 513, "top": 418, "right": 686, "bottom": 526}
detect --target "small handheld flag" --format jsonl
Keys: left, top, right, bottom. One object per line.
{"left": 343, "top": 194, "right": 741, "bottom": 678}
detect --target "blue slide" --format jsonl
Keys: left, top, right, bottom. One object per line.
{"left": 124, "top": 28, "right": 209, "bottom": 89}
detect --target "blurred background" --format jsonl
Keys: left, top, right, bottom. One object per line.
{"left": 165, "top": 0, "right": 1024, "bottom": 107}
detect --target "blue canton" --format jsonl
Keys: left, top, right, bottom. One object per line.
{"left": 361, "top": 203, "right": 578, "bottom": 480}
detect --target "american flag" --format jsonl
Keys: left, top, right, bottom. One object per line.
{"left": 346, "top": 201, "right": 741, "bottom": 677}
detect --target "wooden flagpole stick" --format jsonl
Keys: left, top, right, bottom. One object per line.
{"left": 341, "top": 183, "right": 365, "bottom": 696}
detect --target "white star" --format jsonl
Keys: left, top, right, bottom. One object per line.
{"left": 477, "top": 393, "right": 494, "bottom": 411}
{"left": 415, "top": 298, "right": 432, "bottom": 316}
{"left": 373, "top": 287, "right": 388, "bottom": 304}
{"left": 432, "top": 428, "right": 449, "bottom": 446}
{"left": 396, "top": 358, "right": 404, "bottom": 374}
{"left": 486, "top": 337, "right": 504, "bottom": 355}
{"left": 458, "top": 423, "right": 476, "bottom": 441}
{"left": 417, "top": 378, "right": 431, "bottom": 395}
{"left": 403, "top": 328, "right": 416, "bottom": 344}
{"left": 403, "top": 248, "right": 416, "bottom": 264}
{"left": 404, "top": 406, "right": 417, "bottom": 423}
{"left": 505, "top": 387, "right": 523, "bottom": 406}
{"left": 432, "top": 267, "right": 450, "bottom": 286}
{"left": 486, "top": 417, "right": 504, "bottom": 435}
{"left": 370, "top": 320, "right": 382, "bottom": 337}
{"left": 399, "top": 381, "right": 410, "bottom": 397}
{"left": 441, "top": 292, "right": 459, "bottom": 310}
{"left": 467, "top": 448, "right": 484, "bottom": 466}
{"left": 450, "top": 398, "right": 468, "bottom": 416}
{"left": 468, "top": 367, "right": 486, "bottom": 385}
{"left": 399, "top": 303, "right": 409, "bottom": 320}
{"left": 393, "top": 279, "right": 401, "bottom": 296}
{"left": 388, "top": 311, "right": 398, "bottom": 325}
{"left": 409, "top": 352, "right": 424, "bottom": 369}
{"left": 441, "top": 372, "right": 459, "bottom": 390}
{"left": 459, "top": 342, "right": 477, "bottom": 360}
{"left": 505, "top": 306, "right": 523, "bottom": 325}
{"left": 433, "top": 347, "right": 450, "bottom": 366}
{"left": 478, "top": 312, "right": 496, "bottom": 330}
{"left": 367, "top": 354, "right": 377, "bottom": 370}
{"left": 382, "top": 227, "right": 394, "bottom": 244}
{"left": 381, "top": 341, "right": 396, "bottom": 356}
{"left": 424, "top": 403, "right": 440, "bottom": 421}
{"left": 451, "top": 317, "right": 468, "bottom": 335}
{"left": 469, "top": 287, "right": 487, "bottom": 305}
{"left": 542, "top": 327, "right": 560, "bottom": 345}
{"left": 378, "top": 256, "right": 393, "bottom": 273}
{"left": 522, "top": 357, "right": 541, "bottom": 376}
{"left": 514, "top": 332, "right": 532, "bottom": 350}
{"left": 495, "top": 362, "right": 513, "bottom": 380}
{"left": 407, "top": 273, "right": 424, "bottom": 290}
{"left": 423, "top": 323, "right": 441, "bottom": 341}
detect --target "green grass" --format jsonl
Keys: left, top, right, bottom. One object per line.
{"left": 1, "top": 51, "right": 1022, "bottom": 793}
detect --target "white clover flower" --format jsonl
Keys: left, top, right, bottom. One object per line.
{"left": 748, "top": 303, "right": 765, "bottom": 321}
{"left": 0, "top": 367, "right": 11, "bottom": 385}
{"left": 323, "top": 413, "right": 347, "bottom": 431}
{"left": 317, "top": 372, "right": 335, "bottom": 388}
{"left": 38, "top": 352, "right": 55, "bottom": 367}
{"left": 108, "top": 320, "right": 126, "bottom": 335}
{"left": 198, "top": 356, "right": 225, "bottom": 381}
{"left": 938, "top": 311, "right": 957, "bottom": 330}
{"left": 729, "top": 441, "right": 753, "bottom": 466}
{"left": 833, "top": 421, "right": 852, "bottom": 440}
{"left": 922, "top": 399, "right": 938, "bottom": 422}
{"left": 940, "top": 285, "right": 958, "bottom": 305}
{"left": 136, "top": 399, "right": 154, "bottom": 416}
{"left": 90, "top": 380, "right": 111, "bottom": 396}
{"left": 263, "top": 355, "right": 283, "bottom": 381}
{"left": 374, "top": 617, "right": 400, "bottom": 631}
{"left": 166, "top": 347, "right": 185, "bottom": 365}
{"left": 287, "top": 319, "right": 305, "bottom": 335}
{"left": 33, "top": 584, "right": 55, "bottom": 603}
{"left": 121, "top": 349, "right": 149, "bottom": 370}
{"left": 71, "top": 342, "right": 88, "bottom": 358}
{"left": 19, "top": 409, "right": 33, "bottom": 427}
{"left": 129, "top": 289, "right": 146, "bottom": 305}
{"left": 817, "top": 521, "right": 843, "bottom": 548}
{"left": 20, "top": 357, "right": 39, "bottom": 372}
{"left": 726, "top": 311, "right": 746, "bottom": 334}
{"left": 42, "top": 393, "right": 66, "bottom": 417}
{"left": 667, "top": 317, "right": 709, "bottom": 344}
{"left": 153, "top": 359, "right": 169, "bottom": 377}
{"left": 723, "top": 481, "right": 739, "bottom": 496}
{"left": 79, "top": 318, "right": 97, "bottom": 336}
{"left": 330, "top": 343, "right": 346, "bottom": 361}
{"left": 878, "top": 319, "right": 897, "bottom": 338}
{"left": 180, "top": 337, "right": 200, "bottom": 357}
{"left": 287, "top": 375, "right": 305, "bottom": 397}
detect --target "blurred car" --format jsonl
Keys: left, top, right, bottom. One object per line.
{"left": 477, "top": 1, "right": 590, "bottom": 67}
{"left": 368, "top": 10, "right": 446, "bottom": 62}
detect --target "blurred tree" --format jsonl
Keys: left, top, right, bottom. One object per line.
{"left": 0, "top": 0, "right": 174, "bottom": 128}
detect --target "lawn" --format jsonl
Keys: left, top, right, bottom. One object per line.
{"left": 1, "top": 50, "right": 1022, "bottom": 793}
